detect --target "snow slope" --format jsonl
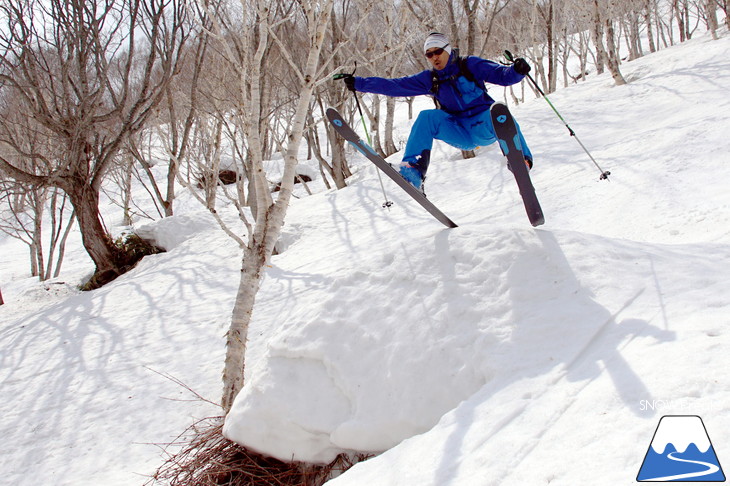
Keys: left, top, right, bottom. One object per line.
{"left": 227, "top": 30, "right": 730, "bottom": 482}
{"left": 1, "top": 29, "right": 730, "bottom": 486}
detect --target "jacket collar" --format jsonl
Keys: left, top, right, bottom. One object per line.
{"left": 433, "top": 52, "right": 460, "bottom": 78}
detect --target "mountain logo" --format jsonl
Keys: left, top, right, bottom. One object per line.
{"left": 637, "top": 415, "right": 726, "bottom": 482}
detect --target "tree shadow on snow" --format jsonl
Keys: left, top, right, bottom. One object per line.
{"left": 0, "top": 245, "right": 234, "bottom": 483}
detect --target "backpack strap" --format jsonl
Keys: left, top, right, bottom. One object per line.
{"left": 457, "top": 56, "right": 488, "bottom": 95}
{"left": 430, "top": 52, "right": 488, "bottom": 100}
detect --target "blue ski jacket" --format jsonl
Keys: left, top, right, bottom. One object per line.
{"left": 354, "top": 52, "right": 525, "bottom": 118}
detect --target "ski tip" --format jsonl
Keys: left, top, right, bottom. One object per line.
{"left": 325, "top": 107, "right": 342, "bottom": 122}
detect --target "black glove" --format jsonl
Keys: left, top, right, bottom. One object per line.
{"left": 512, "top": 58, "right": 531, "bottom": 75}
{"left": 334, "top": 73, "right": 356, "bottom": 92}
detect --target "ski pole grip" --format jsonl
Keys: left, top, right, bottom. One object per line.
{"left": 504, "top": 50, "right": 515, "bottom": 63}
{"left": 333, "top": 63, "right": 357, "bottom": 81}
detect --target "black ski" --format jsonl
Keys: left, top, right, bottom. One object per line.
{"left": 326, "top": 107, "right": 458, "bottom": 228}
{"left": 490, "top": 102, "right": 545, "bottom": 227}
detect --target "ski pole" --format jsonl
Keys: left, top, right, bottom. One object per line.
{"left": 334, "top": 65, "right": 394, "bottom": 208}
{"left": 504, "top": 50, "right": 611, "bottom": 181}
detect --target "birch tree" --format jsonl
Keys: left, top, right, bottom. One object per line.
{"left": 703, "top": 0, "right": 720, "bottom": 39}
{"left": 586, "top": 0, "right": 627, "bottom": 85}
{"left": 207, "top": 0, "right": 335, "bottom": 413}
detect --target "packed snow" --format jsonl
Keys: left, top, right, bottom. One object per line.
{"left": 2, "top": 29, "right": 730, "bottom": 486}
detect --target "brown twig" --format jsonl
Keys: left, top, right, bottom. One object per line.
{"left": 144, "top": 417, "right": 372, "bottom": 486}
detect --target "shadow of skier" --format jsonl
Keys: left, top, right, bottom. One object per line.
{"left": 430, "top": 228, "right": 676, "bottom": 485}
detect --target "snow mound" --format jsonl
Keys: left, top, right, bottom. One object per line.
{"left": 224, "top": 222, "right": 730, "bottom": 464}
{"left": 135, "top": 210, "right": 220, "bottom": 251}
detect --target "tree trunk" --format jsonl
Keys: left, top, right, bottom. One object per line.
{"left": 384, "top": 97, "right": 398, "bottom": 157}
{"left": 546, "top": 1, "right": 557, "bottom": 93}
{"left": 165, "top": 158, "right": 177, "bottom": 217}
{"left": 329, "top": 124, "right": 349, "bottom": 189}
{"left": 220, "top": 0, "right": 334, "bottom": 413}
{"left": 122, "top": 156, "right": 134, "bottom": 226}
{"left": 604, "top": 18, "right": 627, "bottom": 86}
{"left": 222, "top": 240, "right": 265, "bottom": 411}
{"left": 644, "top": 0, "right": 657, "bottom": 53}
{"left": 65, "top": 181, "right": 122, "bottom": 288}
{"left": 53, "top": 210, "right": 76, "bottom": 279}
{"left": 673, "top": 0, "right": 686, "bottom": 42}
{"left": 305, "top": 123, "right": 333, "bottom": 190}
{"left": 706, "top": 0, "right": 719, "bottom": 39}
{"left": 370, "top": 95, "right": 386, "bottom": 158}
{"left": 33, "top": 194, "right": 45, "bottom": 280}
{"left": 591, "top": 0, "right": 608, "bottom": 75}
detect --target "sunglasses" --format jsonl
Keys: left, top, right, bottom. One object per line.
{"left": 425, "top": 45, "right": 449, "bottom": 58}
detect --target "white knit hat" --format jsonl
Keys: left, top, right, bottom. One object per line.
{"left": 423, "top": 32, "right": 452, "bottom": 55}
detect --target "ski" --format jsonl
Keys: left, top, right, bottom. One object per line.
{"left": 490, "top": 102, "right": 545, "bottom": 227}
{"left": 326, "top": 107, "right": 458, "bottom": 228}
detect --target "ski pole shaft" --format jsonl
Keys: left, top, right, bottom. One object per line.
{"left": 353, "top": 94, "right": 393, "bottom": 208}
{"left": 504, "top": 50, "right": 611, "bottom": 181}
{"left": 337, "top": 63, "right": 393, "bottom": 208}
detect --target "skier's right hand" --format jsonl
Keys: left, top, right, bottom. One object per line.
{"left": 335, "top": 73, "right": 356, "bottom": 92}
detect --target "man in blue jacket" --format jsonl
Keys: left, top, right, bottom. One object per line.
{"left": 340, "top": 32, "right": 533, "bottom": 193}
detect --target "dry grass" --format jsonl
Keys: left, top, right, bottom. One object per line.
{"left": 145, "top": 417, "right": 369, "bottom": 486}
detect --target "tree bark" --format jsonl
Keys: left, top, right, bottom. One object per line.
{"left": 604, "top": 17, "right": 627, "bottom": 86}
{"left": 64, "top": 180, "right": 123, "bottom": 288}
{"left": 222, "top": 240, "right": 265, "bottom": 411}
{"left": 705, "top": 0, "right": 719, "bottom": 39}
{"left": 644, "top": 0, "right": 657, "bottom": 53}
{"left": 591, "top": 0, "right": 608, "bottom": 75}
{"left": 384, "top": 97, "right": 398, "bottom": 157}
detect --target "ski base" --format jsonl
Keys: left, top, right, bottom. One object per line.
{"left": 490, "top": 102, "right": 545, "bottom": 227}
{"left": 327, "top": 107, "right": 458, "bottom": 228}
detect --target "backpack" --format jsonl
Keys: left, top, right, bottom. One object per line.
{"left": 429, "top": 49, "right": 489, "bottom": 109}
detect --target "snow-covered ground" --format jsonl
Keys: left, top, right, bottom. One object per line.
{"left": 2, "top": 29, "right": 730, "bottom": 485}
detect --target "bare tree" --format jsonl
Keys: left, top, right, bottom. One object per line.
{"left": 0, "top": 176, "right": 75, "bottom": 281}
{"left": 144, "top": 17, "right": 212, "bottom": 218}
{"left": 703, "top": 0, "right": 720, "bottom": 39}
{"left": 585, "top": 0, "right": 627, "bottom": 85}
{"left": 0, "top": 95, "right": 76, "bottom": 280}
{"left": 199, "top": 0, "right": 335, "bottom": 413}
{"left": 719, "top": 0, "right": 730, "bottom": 29}
{"left": 643, "top": 0, "right": 658, "bottom": 53}
{"left": 534, "top": 0, "right": 560, "bottom": 93}
{"left": 0, "top": 0, "right": 189, "bottom": 289}
{"left": 0, "top": 180, "right": 47, "bottom": 277}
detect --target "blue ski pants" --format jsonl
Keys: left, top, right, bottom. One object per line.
{"left": 403, "top": 108, "right": 533, "bottom": 170}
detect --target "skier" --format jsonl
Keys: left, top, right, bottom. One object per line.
{"left": 339, "top": 32, "right": 533, "bottom": 193}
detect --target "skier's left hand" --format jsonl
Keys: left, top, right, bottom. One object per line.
{"left": 513, "top": 58, "right": 531, "bottom": 75}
